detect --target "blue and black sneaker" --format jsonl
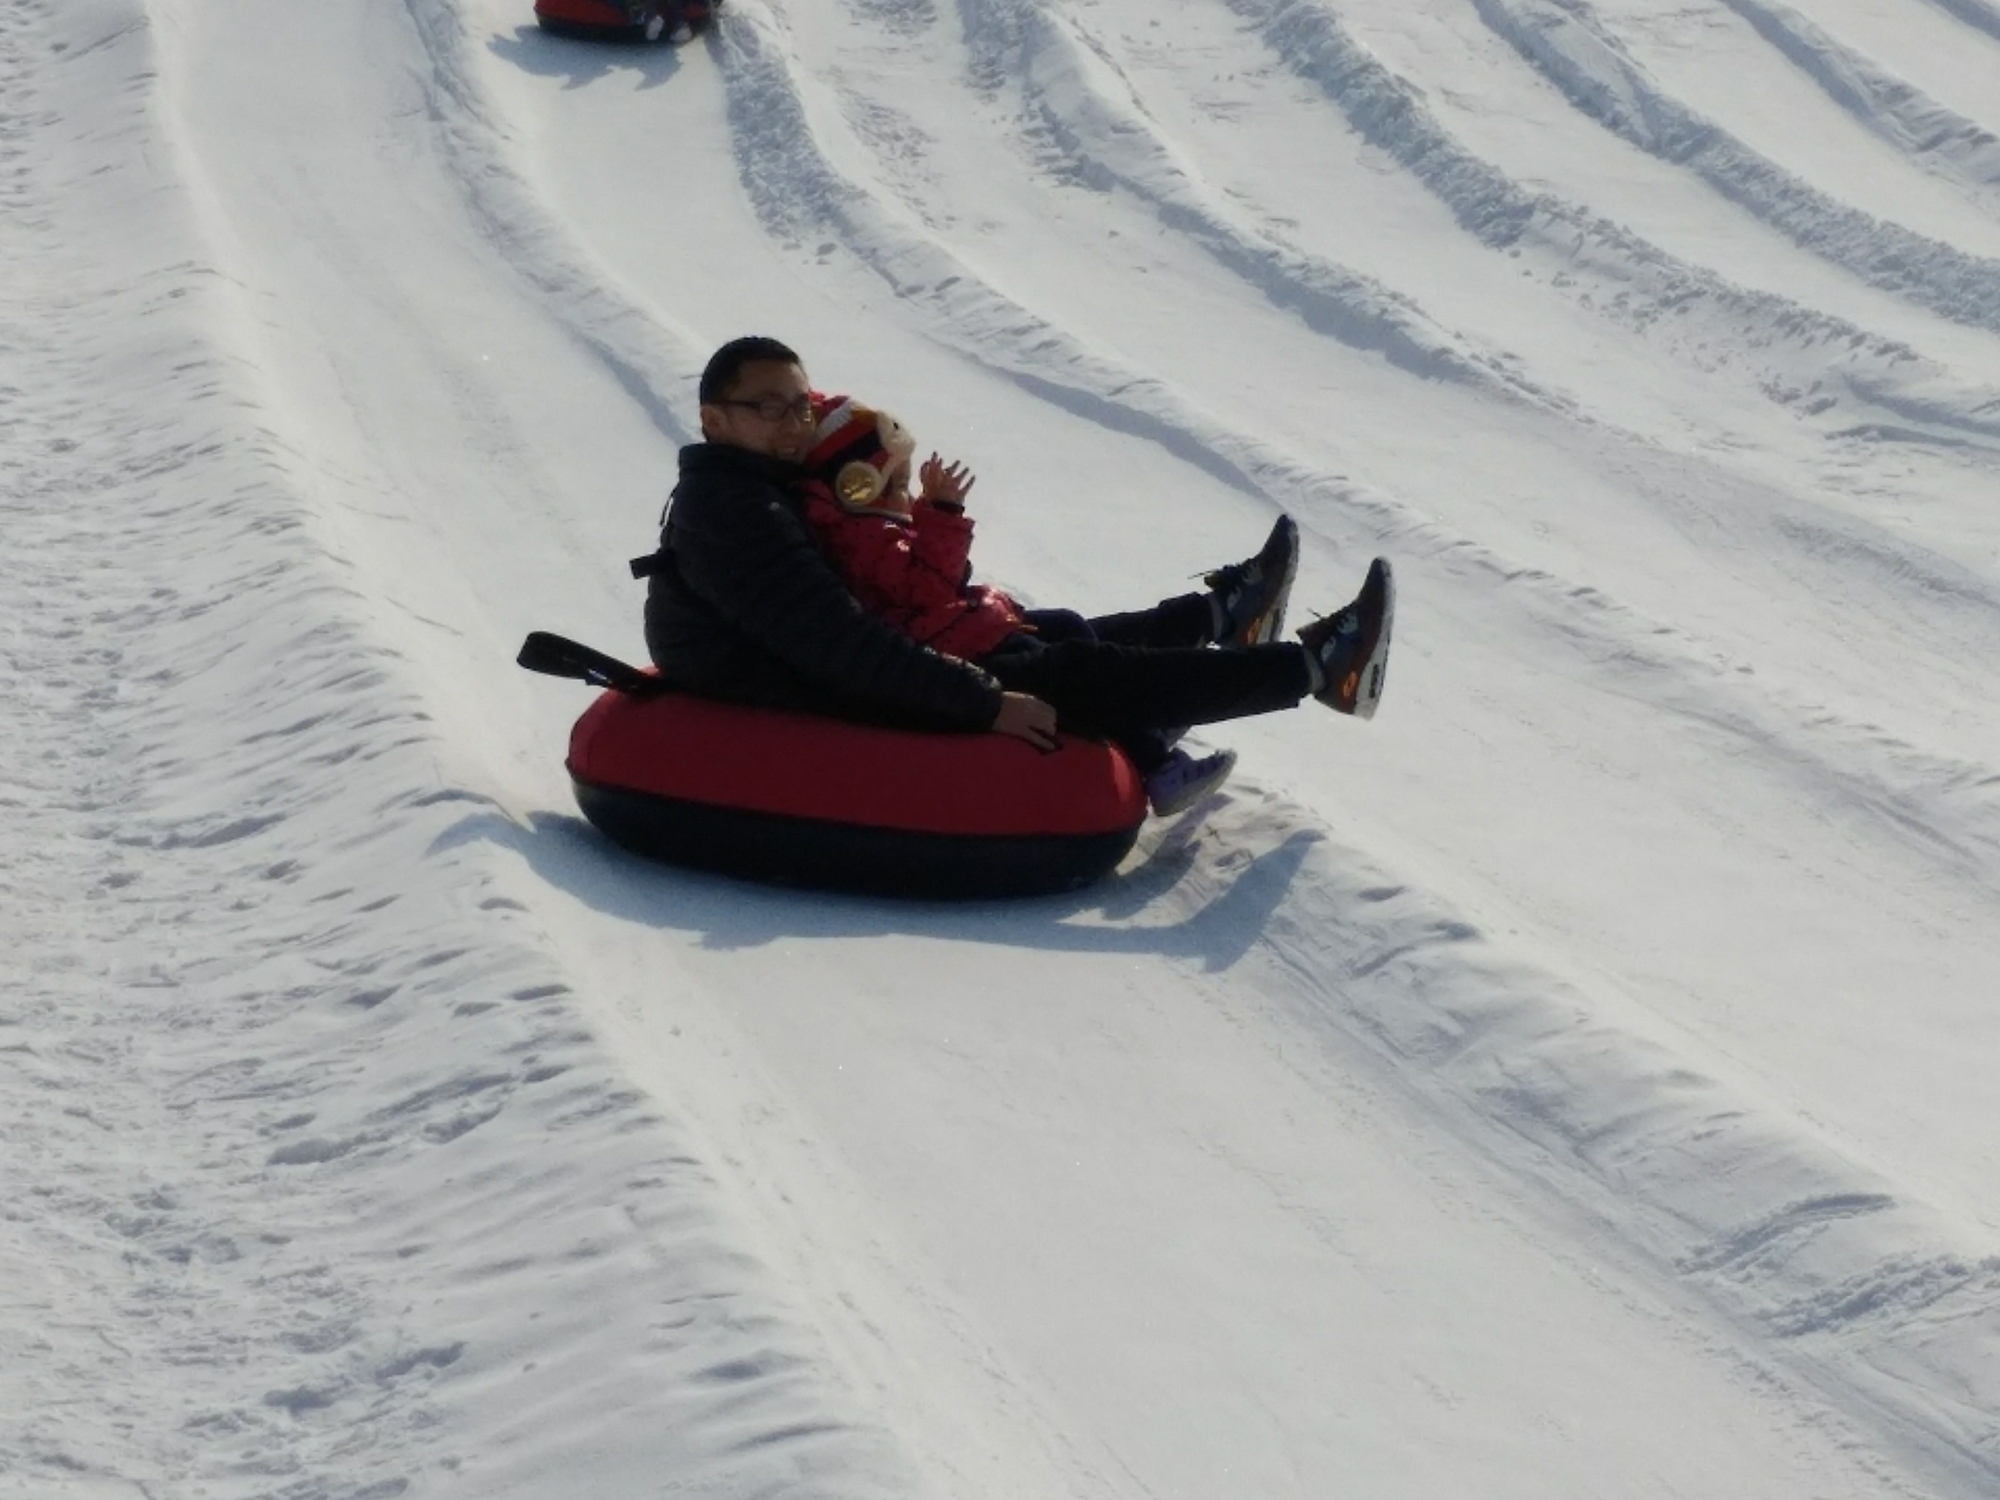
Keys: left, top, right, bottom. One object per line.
{"left": 1298, "top": 557, "right": 1394, "bottom": 719}
{"left": 1145, "top": 746, "right": 1238, "bottom": 816}
{"left": 1204, "top": 515, "right": 1299, "bottom": 648}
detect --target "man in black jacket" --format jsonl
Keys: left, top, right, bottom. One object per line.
{"left": 640, "top": 337, "right": 1392, "bottom": 750}
{"left": 641, "top": 337, "right": 1052, "bottom": 743}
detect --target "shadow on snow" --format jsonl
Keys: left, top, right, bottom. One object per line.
{"left": 447, "top": 803, "right": 1322, "bottom": 971}
{"left": 487, "top": 23, "right": 692, "bottom": 93}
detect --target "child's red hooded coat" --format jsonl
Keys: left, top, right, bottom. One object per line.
{"left": 801, "top": 480, "right": 1027, "bottom": 662}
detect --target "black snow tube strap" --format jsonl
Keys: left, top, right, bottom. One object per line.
{"left": 516, "top": 632, "right": 663, "bottom": 696}
{"left": 629, "top": 550, "right": 668, "bottom": 579}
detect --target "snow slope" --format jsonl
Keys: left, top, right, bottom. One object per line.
{"left": 5, "top": 0, "right": 1999, "bottom": 1494}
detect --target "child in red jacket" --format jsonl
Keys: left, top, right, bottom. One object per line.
{"left": 800, "top": 396, "right": 1028, "bottom": 662}
{"left": 801, "top": 394, "right": 1270, "bottom": 816}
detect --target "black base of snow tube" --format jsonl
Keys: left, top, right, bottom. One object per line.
{"left": 574, "top": 778, "right": 1141, "bottom": 900}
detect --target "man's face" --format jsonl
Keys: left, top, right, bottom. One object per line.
{"left": 699, "top": 360, "right": 815, "bottom": 463}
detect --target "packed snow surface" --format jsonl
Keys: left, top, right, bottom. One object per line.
{"left": 6, "top": 0, "right": 2000, "bottom": 1495}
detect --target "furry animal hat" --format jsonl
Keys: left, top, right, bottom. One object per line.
{"left": 805, "top": 394, "right": 917, "bottom": 513}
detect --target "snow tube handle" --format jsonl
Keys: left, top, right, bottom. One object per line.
{"left": 517, "top": 632, "right": 661, "bottom": 695}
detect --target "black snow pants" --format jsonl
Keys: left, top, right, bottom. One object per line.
{"left": 982, "top": 592, "right": 1311, "bottom": 763}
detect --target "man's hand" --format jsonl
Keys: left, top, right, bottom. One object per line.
{"left": 919, "top": 453, "right": 977, "bottom": 508}
{"left": 991, "top": 691, "right": 1059, "bottom": 751}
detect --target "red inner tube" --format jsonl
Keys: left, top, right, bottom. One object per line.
{"left": 565, "top": 690, "right": 1147, "bottom": 897}
{"left": 533, "top": 0, "right": 637, "bottom": 26}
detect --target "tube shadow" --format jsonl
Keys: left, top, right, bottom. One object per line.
{"left": 449, "top": 804, "right": 1322, "bottom": 972}
{"left": 488, "top": 23, "right": 687, "bottom": 91}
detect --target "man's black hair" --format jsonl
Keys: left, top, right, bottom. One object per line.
{"left": 699, "top": 336, "right": 803, "bottom": 405}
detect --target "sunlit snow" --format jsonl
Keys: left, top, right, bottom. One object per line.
{"left": 6, "top": 0, "right": 2000, "bottom": 1495}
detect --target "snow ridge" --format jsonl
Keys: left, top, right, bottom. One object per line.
{"left": 1228, "top": 0, "right": 2000, "bottom": 446}
{"left": 1716, "top": 0, "right": 2000, "bottom": 206}
{"left": 399, "top": 0, "right": 713, "bottom": 440}
{"left": 954, "top": 0, "right": 1557, "bottom": 399}
{"left": 3, "top": 5, "right": 482, "bottom": 1488}
{"left": 1474, "top": 0, "right": 2000, "bottom": 332}
{"left": 1923, "top": 0, "right": 2000, "bottom": 45}
{"left": 1219, "top": 800, "right": 2000, "bottom": 1493}
{"left": 0, "top": 2, "right": 931, "bottom": 1493}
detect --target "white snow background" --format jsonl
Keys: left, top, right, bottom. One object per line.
{"left": 6, "top": 0, "right": 2000, "bottom": 1495}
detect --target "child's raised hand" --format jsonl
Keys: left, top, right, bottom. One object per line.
{"left": 918, "top": 453, "right": 977, "bottom": 508}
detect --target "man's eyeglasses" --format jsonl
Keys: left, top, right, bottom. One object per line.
{"left": 715, "top": 394, "right": 815, "bottom": 424}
